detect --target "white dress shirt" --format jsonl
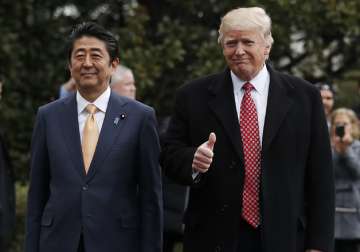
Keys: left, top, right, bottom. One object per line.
{"left": 77, "top": 87, "right": 111, "bottom": 142}
{"left": 231, "top": 65, "right": 270, "bottom": 146}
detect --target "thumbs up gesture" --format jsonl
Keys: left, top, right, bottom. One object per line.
{"left": 192, "top": 132, "right": 216, "bottom": 173}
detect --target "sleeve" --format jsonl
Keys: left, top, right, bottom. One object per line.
{"left": 138, "top": 108, "right": 163, "bottom": 252}
{"left": 160, "top": 88, "right": 197, "bottom": 185}
{"left": 338, "top": 142, "right": 360, "bottom": 178}
{"left": 305, "top": 90, "right": 335, "bottom": 252}
{"left": 24, "top": 108, "right": 50, "bottom": 252}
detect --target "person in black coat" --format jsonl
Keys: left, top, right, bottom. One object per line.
{"left": 159, "top": 116, "right": 189, "bottom": 252}
{"left": 0, "top": 77, "right": 16, "bottom": 252}
{"left": 161, "top": 6, "right": 334, "bottom": 252}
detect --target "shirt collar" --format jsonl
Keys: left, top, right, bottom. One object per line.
{"left": 76, "top": 86, "right": 111, "bottom": 115}
{"left": 231, "top": 64, "right": 269, "bottom": 95}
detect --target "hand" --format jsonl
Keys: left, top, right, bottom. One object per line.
{"left": 332, "top": 132, "right": 353, "bottom": 155}
{"left": 192, "top": 132, "right": 216, "bottom": 173}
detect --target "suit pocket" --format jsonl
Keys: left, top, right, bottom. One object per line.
{"left": 41, "top": 213, "right": 54, "bottom": 227}
{"left": 118, "top": 215, "right": 139, "bottom": 229}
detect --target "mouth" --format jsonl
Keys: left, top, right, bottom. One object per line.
{"left": 81, "top": 72, "right": 97, "bottom": 77}
{"left": 232, "top": 58, "right": 249, "bottom": 64}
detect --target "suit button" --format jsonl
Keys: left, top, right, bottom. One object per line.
{"left": 219, "top": 204, "right": 228, "bottom": 213}
{"left": 229, "top": 160, "right": 236, "bottom": 169}
{"left": 82, "top": 185, "right": 89, "bottom": 191}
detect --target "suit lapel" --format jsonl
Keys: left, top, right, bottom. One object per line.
{"left": 262, "top": 66, "right": 294, "bottom": 152}
{"left": 85, "top": 92, "right": 128, "bottom": 182}
{"left": 60, "top": 94, "right": 85, "bottom": 178}
{"left": 208, "top": 69, "right": 244, "bottom": 161}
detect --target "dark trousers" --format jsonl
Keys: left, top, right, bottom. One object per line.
{"left": 236, "top": 218, "right": 262, "bottom": 252}
{"left": 78, "top": 234, "right": 85, "bottom": 252}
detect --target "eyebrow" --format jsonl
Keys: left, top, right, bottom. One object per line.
{"left": 73, "top": 48, "right": 103, "bottom": 54}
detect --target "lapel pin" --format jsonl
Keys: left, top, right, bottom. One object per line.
{"left": 113, "top": 117, "right": 120, "bottom": 125}
{"left": 120, "top": 113, "right": 126, "bottom": 120}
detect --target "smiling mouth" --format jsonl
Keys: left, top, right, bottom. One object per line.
{"left": 81, "top": 73, "right": 97, "bottom": 76}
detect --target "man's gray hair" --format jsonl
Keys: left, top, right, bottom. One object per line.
{"left": 218, "top": 7, "right": 274, "bottom": 48}
{"left": 110, "top": 65, "right": 133, "bottom": 86}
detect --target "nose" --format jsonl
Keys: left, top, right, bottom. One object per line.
{"left": 83, "top": 54, "right": 93, "bottom": 67}
{"left": 235, "top": 43, "right": 245, "bottom": 55}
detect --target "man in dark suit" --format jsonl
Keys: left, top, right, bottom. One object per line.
{"left": 25, "top": 22, "right": 162, "bottom": 252}
{"left": 161, "top": 7, "right": 334, "bottom": 252}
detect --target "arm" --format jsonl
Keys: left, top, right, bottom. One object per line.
{"left": 138, "top": 108, "right": 162, "bottom": 252}
{"left": 341, "top": 143, "right": 360, "bottom": 177}
{"left": 332, "top": 139, "right": 360, "bottom": 178}
{"left": 24, "top": 108, "right": 50, "bottom": 252}
{"left": 160, "top": 89, "right": 198, "bottom": 185}
{"left": 305, "top": 90, "right": 334, "bottom": 252}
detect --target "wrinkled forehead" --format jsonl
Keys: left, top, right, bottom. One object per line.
{"left": 223, "top": 29, "right": 264, "bottom": 41}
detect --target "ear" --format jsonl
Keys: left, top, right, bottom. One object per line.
{"left": 111, "top": 58, "right": 119, "bottom": 72}
{"left": 68, "top": 62, "right": 72, "bottom": 73}
{"left": 264, "top": 44, "right": 271, "bottom": 56}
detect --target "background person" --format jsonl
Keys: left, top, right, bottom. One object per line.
{"left": 59, "top": 77, "right": 76, "bottom": 99}
{"left": 109, "top": 65, "right": 136, "bottom": 99}
{"left": 331, "top": 108, "right": 360, "bottom": 252}
{"left": 315, "top": 82, "right": 335, "bottom": 129}
{"left": 0, "top": 76, "right": 16, "bottom": 252}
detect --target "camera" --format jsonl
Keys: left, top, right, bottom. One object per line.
{"left": 335, "top": 125, "right": 345, "bottom": 139}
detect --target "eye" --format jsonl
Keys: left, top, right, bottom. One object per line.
{"left": 225, "top": 40, "right": 237, "bottom": 48}
{"left": 75, "top": 54, "right": 85, "bottom": 60}
{"left": 92, "top": 54, "right": 102, "bottom": 60}
{"left": 243, "top": 40, "right": 255, "bottom": 46}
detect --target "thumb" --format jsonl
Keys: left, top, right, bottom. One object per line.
{"left": 206, "top": 132, "right": 216, "bottom": 150}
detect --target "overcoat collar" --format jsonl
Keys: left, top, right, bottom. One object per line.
{"left": 207, "top": 64, "right": 294, "bottom": 158}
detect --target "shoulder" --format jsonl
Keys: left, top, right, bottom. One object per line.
{"left": 111, "top": 93, "right": 155, "bottom": 116}
{"left": 37, "top": 95, "right": 72, "bottom": 115}
{"left": 269, "top": 66, "right": 319, "bottom": 98}
{"left": 178, "top": 70, "right": 227, "bottom": 95}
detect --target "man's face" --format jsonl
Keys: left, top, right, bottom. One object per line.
{"left": 222, "top": 30, "right": 270, "bottom": 81}
{"left": 111, "top": 71, "right": 136, "bottom": 100}
{"left": 320, "top": 89, "right": 334, "bottom": 117}
{"left": 69, "top": 36, "right": 117, "bottom": 97}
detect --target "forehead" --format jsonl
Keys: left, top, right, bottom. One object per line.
{"left": 334, "top": 114, "right": 350, "bottom": 123}
{"left": 320, "top": 89, "right": 333, "bottom": 97}
{"left": 223, "top": 29, "right": 263, "bottom": 41}
{"left": 72, "top": 36, "right": 108, "bottom": 54}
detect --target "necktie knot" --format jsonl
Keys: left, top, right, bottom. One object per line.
{"left": 86, "top": 104, "right": 98, "bottom": 115}
{"left": 242, "top": 82, "right": 254, "bottom": 92}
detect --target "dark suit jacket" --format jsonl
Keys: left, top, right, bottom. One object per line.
{"left": 161, "top": 66, "right": 334, "bottom": 252}
{"left": 25, "top": 92, "right": 163, "bottom": 252}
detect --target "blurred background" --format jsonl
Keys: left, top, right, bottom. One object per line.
{"left": 0, "top": 0, "right": 359, "bottom": 251}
